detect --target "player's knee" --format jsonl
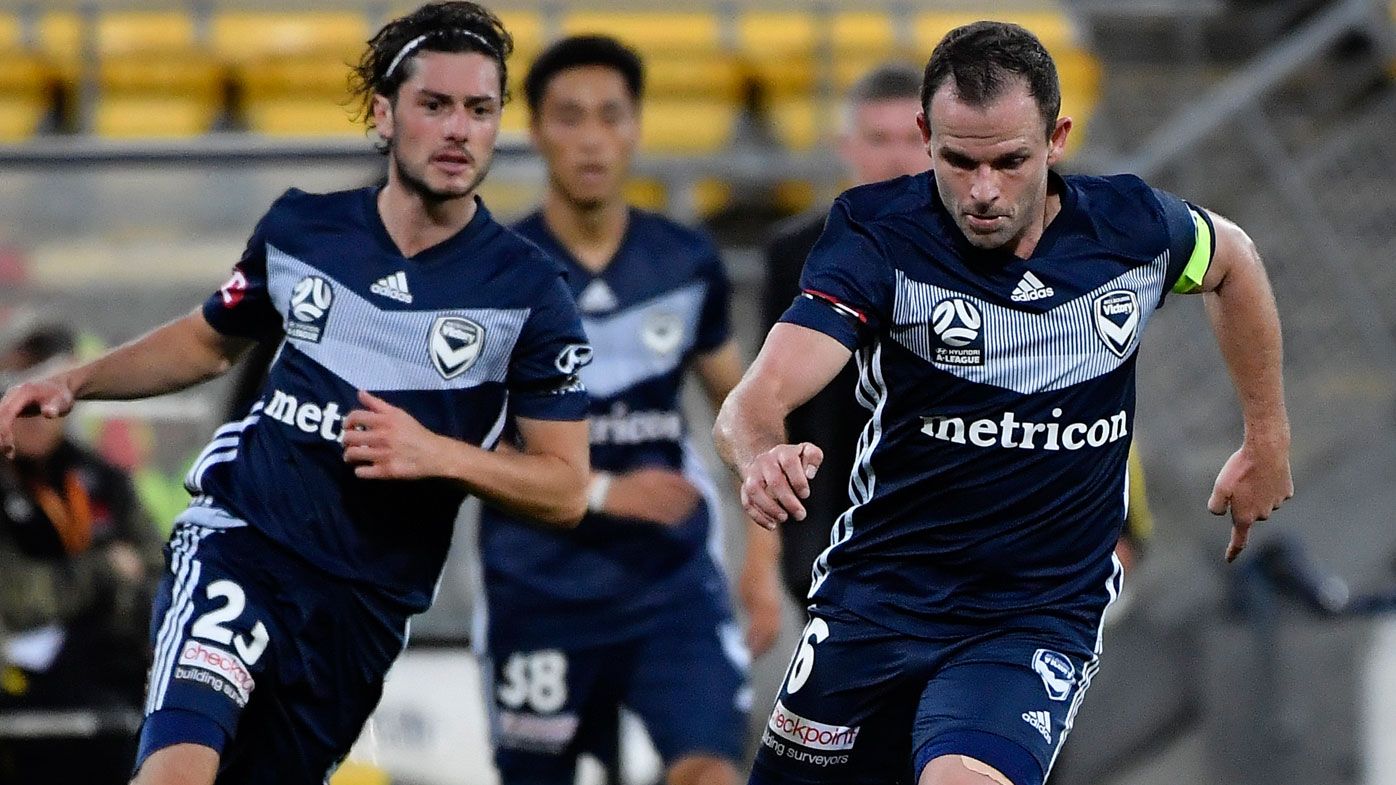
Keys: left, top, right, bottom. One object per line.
{"left": 130, "top": 742, "right": 219, "bottom": 785}
{"left": 919, "top": 754, "right": 1017, "bottom": 785}
{"left": 667, "top": 754, "right": 740, "bottom": 785}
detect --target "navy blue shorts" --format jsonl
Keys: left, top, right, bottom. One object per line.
{"left": 136, "top": 523, "right": 409, "bottom": 784}
{"left": 749, "top": 602, "right": 1112, "bottom": 785}
{"left": 487, "top": 592, "right": 749, "bottom": 785}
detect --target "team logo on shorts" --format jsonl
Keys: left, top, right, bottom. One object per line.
{"left": 1032, "top": 649, "right": 1076, "bottom": 702}
{"left": 429, "top": 317, "right": 486, "bottom": 379}
{"left": 1093, "top": 289, "right": 1140, "bottom": 358}
{"left": 287, "top": 275, "right": 334, "bottom": 343}
{"left": 930, "top": 297, "right": 984, "bottom": 366}
{"left": 641, "top": 311, "right": 685, "bottom": 356}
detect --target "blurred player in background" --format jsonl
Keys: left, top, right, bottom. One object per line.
{"left": 716, "top": 21, "right": 1292, "bottom": 785}
{"left": 0, "top": 324, "right": 163, "bottom": 784}
{"left": 0, "top": 4, "right": 594, "bottom": 783}
{"left": 761, "top": 62, "right": 927, "bottom": 607}
{"left": 477, "top": 35, "right": 779, "bottom": 785}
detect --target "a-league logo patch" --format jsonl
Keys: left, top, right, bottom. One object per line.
{"left": 1032, "top": 649, "right": 1076, "bottom": 702}
{"left": 1092, "top": 289, "right": 1139, "bottom": 358}
{"left": 930, "top": 297, "right": 984, "bottom": 366}
{"left": 287, "top": 275, "right": 333, "bottom": 343}
{"left": 429, "top": 316, "right": 486, "bottom": 379}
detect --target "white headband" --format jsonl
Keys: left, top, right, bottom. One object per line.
{"left": 383, "top": 29, "right": 497, "bottom": 81}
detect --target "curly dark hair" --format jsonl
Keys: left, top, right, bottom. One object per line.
{"left": 920, "top": 21, "right": 1060, "bottom": 138}
{"left": 351, "top": 2, "right": 514, "bottom": 139}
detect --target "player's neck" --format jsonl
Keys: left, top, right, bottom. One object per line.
{"left": 542, "top": 192, "right": 628, "bottom": 274}
{"left": 376, "top": 181, "right": 478, "bottom": 259}
{"left": 1010, "top": 189, "right": 1063, "bottom": 260}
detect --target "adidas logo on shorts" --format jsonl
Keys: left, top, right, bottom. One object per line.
{"left": 371, "top": 271, "right": 413, "bottom": 304}
{"left": 1022, "top": 710, "right": 1053, "bottom": 743}
{"left": 1011, "top": 272, "right": 1054, "bottom": 302}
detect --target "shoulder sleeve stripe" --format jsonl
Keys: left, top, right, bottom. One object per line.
{"left": 1172, "top": 206, "right": 1215, "bottom": 294}
{"left": 802, "top": 289, "right": 869, "bottom": 324}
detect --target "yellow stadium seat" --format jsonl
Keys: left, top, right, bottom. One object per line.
{"left": 640, "top": 99, "right": 735, "bottom": 154}
{"left": 0, "top": 14, "right": 23, "bottom": 52}
{"left": 693, "top": 178, "right": 731, "bottom": 217}
{"left": 1055, "top": 50, "right": 1102, "bottom": 157}
{"left": 243, "top": 99, "right": 361, "bottom": 137}
{"left": 736, "top": 12, "right": 822, "bottom": 99}
{"left": 497, "top": 10, "right": 543, "bottom": 58}
{"left": 562, "top": 12, "right": 721, "bottom": 57}
{"left": 0, "top": 53, "right": 51, "bottom": 140}
{"left": 95, "top": 51, "right": 222, "bottom": 138}
{"left": 97, "top": 12, "right": 197, "bottom": 56}
{"left": 767, "top": 97, "right": 829, "bottom": 152}
{"left": 476, "top": 179, "right": 542, "bottom": 219}
{"left": 738, "top": 11, "right": 818, "bottom": 58}
{"left": 37, "top": 12, "right": 83, "bottom": 86}
{"left": 625, "top": 178, "right": 668, "bottom": 212}
{"left": 831, "top": 12, "right": 895, "bottom": 55}
{"left": 240, "top": 57, "right": 360, "bottom": 136}
{"left": 211, "top": 12, "right": 368, "bottom": 66}
{"left": 646, "top": 55, "right": 743, "bottom": 100}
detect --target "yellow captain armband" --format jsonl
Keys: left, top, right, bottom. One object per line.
{"left": 1172, "top": 207, "right": 1214, "bottom": 294}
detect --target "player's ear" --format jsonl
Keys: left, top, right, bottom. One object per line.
{"left": 373, "top": 94, "right": 395, "bottom": 143}
{"left": 1046, "top": 116, "right": 1071, "bottom": 167}
{"left": 916, "top": 112, "right": 932, "bottom": 150}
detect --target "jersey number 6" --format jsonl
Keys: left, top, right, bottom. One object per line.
{"left": 784, "top": 617, "right": 830, "bottom": 695}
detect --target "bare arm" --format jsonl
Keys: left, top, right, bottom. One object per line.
{"left": 341, "top": 392, "right": 589, "bottom": 527}
{"left": 0, "top": 310, "right": 251, "bottom": 456}
{"left": 713, "top": 323, "right": 852, "bottom": 529}
{"left": 1193, "top": 210, "right": 1293, "bottom": 562}
{"left": 696, "top": 339, "right": 784, "bottom": 656}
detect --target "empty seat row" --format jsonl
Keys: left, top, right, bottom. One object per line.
{"left": 0, "top": 6, "right": 1099, "bottom": 152}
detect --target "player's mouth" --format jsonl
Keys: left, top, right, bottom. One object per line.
{"left": 964, "top": 214, "right": 1006, "bottom": 232}
{"left": 576, "top": 163, "right": 610, "bottom": 184}
{"left": 432, "top": 151, "right": 473, "bottom": 175}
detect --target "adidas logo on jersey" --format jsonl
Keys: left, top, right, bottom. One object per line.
{"left": 577, "top": 280, "right": 618, "bottom": 313}
{"left": 371, "top": 271, "right": 413, "bottom": 304}
{"left": 1011, "top": 272, "right": 1055, "bottom": 302}
{"left": 1022, "top": 711, "right": 1053, "bottom": 743}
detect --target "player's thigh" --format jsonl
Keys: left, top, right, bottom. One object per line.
{"left": 218, "top": 580, "right": 412, "bottom": 785}
{"left": 487, "top": 638, "right": 623, "bottom": 785}
{"left": 912, "top": 636, "right": 1098, "bottom": 785}
{"left": 622, "top": 612, "right": 748, "bottom": 766}
{"left": 749, "top": 608, "right": 925, "bottom": 785}
{"left": 138, "top": 526, "right": 281, "bottom": 778}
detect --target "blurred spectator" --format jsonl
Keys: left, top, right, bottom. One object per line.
{"left": 760, "top": 62, "right": 927, "bottom": 606}
{"left": 0, "top": 324, "right": 163, "bottom": 784}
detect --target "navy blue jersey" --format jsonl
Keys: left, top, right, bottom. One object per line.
{"left": 782, "top": 171, "right": 1211, "bottom": 638}
{"left": 182, "top": 188, "right": 590, "bottom": 613}
{"left": 479, "top": 209, "right": 732, "bottom": 647}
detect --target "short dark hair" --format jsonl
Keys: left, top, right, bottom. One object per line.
{"left": 920, "top": 21, "right": 1061, "bottom": 137}
{"left": 351, "top": 2, "right": 514, "bottom": 132}
{"left": 846, "top": 62, "right": 923, "bottom": 106}
{"left": 524, "top": 35, "right": 645, "bottom": 115}
{"left": 7, "top": 325, "right": 75, "bottom": 371}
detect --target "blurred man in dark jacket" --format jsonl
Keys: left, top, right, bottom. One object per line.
{"left": 761, "top": 63, "right": 928, "bottom": 605}
{"left": 0, "top": 324, "right": 163, "bottom": 784}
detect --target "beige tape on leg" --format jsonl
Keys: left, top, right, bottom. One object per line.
{"left": 959, "top": 755, "right": 1015, "bottom": 785}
